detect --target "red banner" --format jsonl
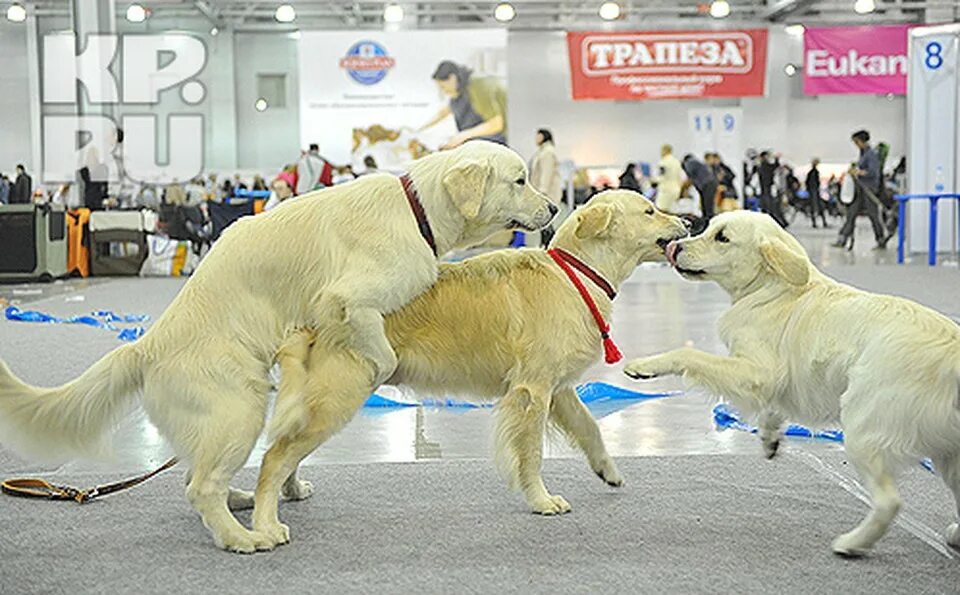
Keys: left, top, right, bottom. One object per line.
{"left": 567, "top": 29, "right": 768, "bottom": 101}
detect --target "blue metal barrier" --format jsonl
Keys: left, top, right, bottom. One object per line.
{"left": 894, "top": 193, "right": 960, "bottom": 266}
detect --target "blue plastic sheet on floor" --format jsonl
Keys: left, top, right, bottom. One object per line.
{"left": 362, "top": 382, "right": 679, "bottom": 415}
{"left": 713, "top": 403, "right": 934, "bottom": 472}
{"left": 5, "top": 306, "right": 148, "bottom": 342}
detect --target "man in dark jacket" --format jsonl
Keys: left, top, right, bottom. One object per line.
{"left": 10, "top": 164, "right": 32, "bottom": 204}
{"left": 682, "top": 154, "right": 718, "bottom": 225}
{"left": 805, "top": 158, "right": 828, "bottom": 228}
{"left": 757, "top": 152, "right": 788, "bottom": 228}
{"left": 834, "top": 130, "right": 887, "bottom": 249}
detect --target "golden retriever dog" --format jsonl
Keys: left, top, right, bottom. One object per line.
{"left": 624, "top": 211, "right": 960, "bottom": 557}
{"left": 251, "top": 191, "right": 688, "bottom": 546}
{"left": 0, "top": 141, "right": 556, "bottom": 553}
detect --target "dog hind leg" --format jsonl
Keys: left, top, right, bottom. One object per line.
{"left": 934, "top": 454, "right": 960, "bottom": 548}
{"left": 831, "top": 437, "right": 902, "bottom": 557}
{"left": 495, "top": 383, "right": 569, "bottom": 515}
{"left": 759, "top": 409, "right": 785, "bottom": 460}
{"left": 549, "top": 386, "right": 623, "bottom": 487}
{"left": 253, "top": 349, "right": 374, "bottom": 545}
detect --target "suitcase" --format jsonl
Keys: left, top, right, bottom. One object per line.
{"left": 66, "top": 208, "right": 91, "bottom": 278}
{"left": 0, "top": 204, "right": 68, "bottom": 282}
{"left": 88, "top": 210, "right": 151, "bottom": 276}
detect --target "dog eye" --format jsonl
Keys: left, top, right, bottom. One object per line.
{"left": 515, "top": 178, "right": 526, "bottom": 186}
{"left": 645, "top": 208, "right": 654, "bottom": 216}
{"left": 715, "top": 230, "right": 730, "bottom": 243}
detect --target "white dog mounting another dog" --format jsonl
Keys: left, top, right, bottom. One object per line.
{"left": 624, "top": 211, "right": 960, "bottom": 557}
{"left": 0, "top": 141, "right": 557, "bottom": 553}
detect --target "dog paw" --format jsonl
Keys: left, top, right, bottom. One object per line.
{"left": 216, "top": 529, "right": 278, "bottom": 554}
{"left": 531, "top": 494, "right": 572, "bottom": 516}
{"left": 623, "top": 358, "right": 665, "bottom": 380}
{"left": 594, "top": 458, "right": 625, "bottom": 487}
{"left": 945, "top": 523, "right": 960, "bottom": 548}
{"left": 831, "top": 532, "right": 870, "bottom": 558}
{"left": 256, "top": 522, "right": 291, "bottom": 547}
{"left": 226, "top": 488, "right": 256, "bottom": 511}
{"left": 762, "top": 438, "right": 781, "bottom": 460}
{"left": 282, "top": 479, "right": 314, "bottom": 501}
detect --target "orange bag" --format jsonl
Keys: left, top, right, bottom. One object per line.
{"left": 66, "top": 208, "right": 91, "bottom": 277}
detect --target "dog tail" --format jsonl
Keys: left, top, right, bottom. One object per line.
{"left": 0, "top": 343, "right": 145, "bottom": 461}
{"left": 267, "top": 332, "right": 314, "bottom": 443}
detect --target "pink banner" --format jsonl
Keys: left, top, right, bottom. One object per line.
{"left": 804, "top": 25, "right": 911, "bottom": 96}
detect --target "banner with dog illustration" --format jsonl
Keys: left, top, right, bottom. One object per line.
{"left": 298, "top": 30, "right": 507, "bottom": 171}
{"left": 566, "top": 29, "right": 768, "bottom": 100}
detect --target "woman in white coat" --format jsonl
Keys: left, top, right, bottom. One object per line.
{"left": 529, "top": 129, "right": 563, "bottom": 246}
{"left": 654, "top": 143, "right": 683, "bottom": 213}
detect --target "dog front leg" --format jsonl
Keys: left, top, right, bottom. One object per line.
{"left": 495, "top": 384, "right": 570, "bottom": 515}
{"left": 550, "top": 386, "right": 623, "bottom": 487}
{"left": 624, "top": 348, "right": 770, "bottom": 411}
{"left": 759, "top": 409, "right": 785, "bottom": 459}
{"left": 313, "top": 293, "right": 397, "bottom": 387}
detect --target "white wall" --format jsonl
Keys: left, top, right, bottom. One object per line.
{"left": 507, "top": 29, "right": 906, "bottom": 169}
{"left": 0, "top": 22, "right": 34, "bottom": 178}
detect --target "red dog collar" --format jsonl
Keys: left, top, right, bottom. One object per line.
{"left": 399, "top": 173, "right": 437, "bottom": 257}
{"left": 547, "top": 248, "right": 622, "bottom": 364}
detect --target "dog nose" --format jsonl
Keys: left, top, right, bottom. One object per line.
{"left": 547, "top": 203, "right": 559, "bottom": 217}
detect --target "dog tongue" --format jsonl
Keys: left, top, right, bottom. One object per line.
{"left": 665, "top": 241, "right": 679, "bottom": 267}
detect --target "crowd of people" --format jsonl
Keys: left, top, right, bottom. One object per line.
{"left": 2, "top": 126, "right": 905, "bottom": 254}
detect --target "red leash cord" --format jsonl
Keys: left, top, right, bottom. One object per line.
{"left": 547, "top": 249, "right": 623, "bottom": 364}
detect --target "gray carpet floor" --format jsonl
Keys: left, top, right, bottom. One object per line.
{"left": 2, "top": 453, "right": 959, "bottom": 595}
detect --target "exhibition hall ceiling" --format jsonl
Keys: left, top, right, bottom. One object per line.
{"left": 23, "top": 0, "right": 960, "bottom": 29}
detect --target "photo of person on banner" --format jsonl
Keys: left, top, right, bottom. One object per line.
{"left": 420, "top": 60, "right": 508, "bottom": 149}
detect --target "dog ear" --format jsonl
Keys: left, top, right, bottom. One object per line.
{"left": 759, "top": 236, "right": 810, "bottom": 285}
{"left": 575, "top": 203, "right": 616, "bottom": 239}
{"left": 442, "top": 159, "right": 491, "bottom": 220}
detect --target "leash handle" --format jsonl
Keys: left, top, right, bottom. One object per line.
{"left": 2, "top": 457, "right": 178, "bottom": 504}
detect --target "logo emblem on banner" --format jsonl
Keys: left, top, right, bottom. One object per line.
{"left": 339, "top": 41, "right": 396, "bottom": 85}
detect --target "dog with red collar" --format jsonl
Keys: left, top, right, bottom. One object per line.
{"left": 253, "top": 190, "right": 687, "bottom": 547}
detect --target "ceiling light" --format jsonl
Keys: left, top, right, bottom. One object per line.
{"left": 784, "top": 63, "right": 798, "bottom": 76}
{"left": 598, "top": 1, "right": 621, "bottom": 20}
{"left": 126, "top": 3, "right": 146, "bottom": 23}
{"left": 494, "top": 2, "right": 516, "bottom": 22}
{"left": 785, "top": 24, "right": 805, "bottom": 36}
{"left": 274, "top": 4, "right": 296, "bottom": 23}
{"left": 709, "top": 0, "right": 731, "bottom": 18}
{"left": 6, "top": 3, "right": 26, "bottom": 21}
{"left": 854, "top": 0, "right": 875, "bottom": 14}
{"left": 210, "top": 26, "right": 219, "bottom": 36}
{"left": 255, "top": 98, "right": 268, "bottom": 112}
{"left": 383, "top": 3, "right": 404, "bottom": 22}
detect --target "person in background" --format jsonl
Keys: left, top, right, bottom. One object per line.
{"left": 296, "top": 143, "right": 333, "bottom": 195}
{"left": 251, "top": 175, "right": 268, "bottom": 192}
{"left": 529, "top": 128, "right": 562, "bottom": 247}
{"left": 233, "top": 174, "right": 248, "bottom": 192}
{"left": 653, "top": 144, "right": 683, "bottom": 213}
{"left": 264, "top": 176, "right": 295, "bottom": 211}
{"left": 618, "top": 163, "right": 641, "bottom": 192}
{"left": 51, "top": 182, "right": 72, "bottom": 207}
{"left": 421, "top": 61, "right": 507, "bottom": 149}
{"left": 11, "top": 164, "right": 33, "bottom": 204}
{"left": 79, "top": 127, "right": 122, "bottom": 211}
{"left": 757, "top": 151, "right": 788, "bottom": 228}
{"left": 221, "top": 177, "right": 235, "bottom": 200}
{"left": 682, "top": 154, "right": 718, "bottom": 228}
{"left": 805, "top": 158, "right": 828, "bottom": 229}
{"left": 359, "top": 156, "right": 378, "bottom": 176}
{"left": 834, "top": 129, "right": 887, "bottom": 250}
{"left": 0, "top": 173, "right": 10, "bottom": 205}
{"left": 706, "top": 152, "right": 737, "bottom": 200}
{"left": 276, "top": 166, "right": 297, "bottom": 196}
{"left": 332, "top": 166, "right": 357, "bottom": 185}
{"left": 530, "top": 129, "right": 562, "bottom": 201}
